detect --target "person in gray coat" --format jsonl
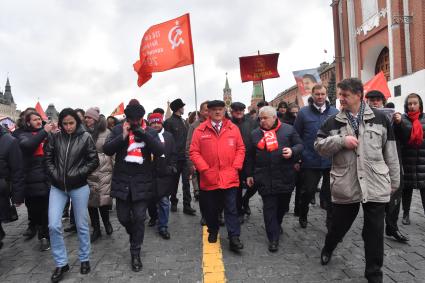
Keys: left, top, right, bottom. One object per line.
{"left": 314, "top": 78, "right": 399, "bottom": 283}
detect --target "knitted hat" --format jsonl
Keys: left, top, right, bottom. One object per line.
{"left": 85, "top": 107, "right": 100, "bottom": 121}
{"left": 124, "top": 99, "right": 146, "bottom": 119}
{"left": 148, "top": 113, "right": 163, "bottom": 125}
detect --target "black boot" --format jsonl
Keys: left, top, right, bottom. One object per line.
{"left": 51, "top": 264, "right": 70, "bottom": 282}
{"left": 402, "top": 212, "right": 410, "bottom": 225}
{"left": 104, "top": 222, "right": 113, "bottom": 235}
{"left": 131, "top": 255, "right": 143, "bottom": 272}
{"left": 229, "top": 236, "right": 244, "bottom": 252}
{"left": 268, "top": 241, "right": 279, "bottom": 252}
{"left": 40, "top": 238, "right": 50, "bottom": 251}
{"left": 90, "top": 229, "right": 101, "bottom": 243}
{"left": 80, "top": 261, "right": 90, "bottom": 274}
{"left": 320, "top": 248, "right": 333, "bottom": 265}
{"left": 183, "top": 205, "right": 196, "bottom": 215}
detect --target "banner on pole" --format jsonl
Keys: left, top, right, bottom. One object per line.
{"left": 363, "top": 71, "right": 391, "bottom": 99}
{"left": 35, "top": 102, "right": 48, "bottom": 121}
{"left": 239, "top": 53, "right": 280, "bottom": 82}
{"left": 133, "top": 13, "right": 194, "bottom": 87}
{"left": 111, "top": 102, "right": 125, "bottom": 116}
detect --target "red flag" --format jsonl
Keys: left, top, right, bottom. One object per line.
{"left": 35, "top": 102, "right": 48, "bottom": 121}
{"left": 239, "top": 53, "right": 280, "bottom": 82}
{"left": 111, "top": 102, "right": 124, "bottom": 116}
{"left": 363, "top": 71, "right": 391, "bottom": 99}
{"left": 133, "top": 13, "right": 194, "bottom": 87}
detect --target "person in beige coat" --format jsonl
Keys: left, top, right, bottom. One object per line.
{"left": 314, "top": 78, "right": 399, "bottom": 283}
{"left": 84, "top": 108, "right": 114, "bottom": 243}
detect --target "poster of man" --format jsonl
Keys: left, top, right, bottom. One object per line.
{"left": 292, "top": 68, "right": 321, "bottom": 106}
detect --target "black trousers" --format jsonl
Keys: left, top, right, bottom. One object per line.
{"left": 294, "top": 172, "right": 302, "bottom": 214}
{"left": 88, "top": 206, "right": 110, "bottom": 230}
{"left": 261, "top": 193, "right": 292, "bottom": 242}
{"left": 299, "top": 169, "right": 332, "bottom": 226}
{"left": 402, "top": 187, "right": 425, "bottom": 215}
{"left": 25, "top": 195, "right": 49, "bottom": 239}
{"left": 385, "top": 186, "right": 403, "bottom": 233}
{"left": 324, "top": 202, "right": 386, "bottom": 283}
{"left": 170, "top": 160, "right": 192, "bottom": 207}
{"left": 200, "top": 188, "right": 240, "bottom": 237}
{"left": 147, "top": 201, "right": 158, "bottom": 219}
{"left": 116, "top": 198, "right": 149, "bottom": 256}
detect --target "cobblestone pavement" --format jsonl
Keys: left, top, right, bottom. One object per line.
{"left": 0, "top": 190, "right": 424, "bottom": 282}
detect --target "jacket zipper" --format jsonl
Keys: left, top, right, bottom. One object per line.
{"left": 63, "top": 134, "right": 71, "bottom": 191}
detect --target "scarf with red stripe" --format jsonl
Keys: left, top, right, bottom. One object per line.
{"left": 257, "top": 120, "right": 281, "bottom": 152}
{"left": 33, "top": 131, "right": 46, "bottom": 157}
{"left": 125, "top": 120, "right": 147, "bottom": 164}
{"left": 408, "top": 111, "right": 423, "bottom": 148}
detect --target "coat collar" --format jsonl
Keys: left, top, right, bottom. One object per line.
{"left": 199, "top": 118, "right": 233, "bottom": 131}
{"left": 335, "top": 103, "right": 374, "bottom": 123}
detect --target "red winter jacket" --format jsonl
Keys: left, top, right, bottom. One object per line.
{"left": 190, "top": 118, "right": 245, "bottom": 191}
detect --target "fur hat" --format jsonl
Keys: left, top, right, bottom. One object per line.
{"left": 124, "top": 99, "right": 146, "bottom": 120}
{"left": 170, "top": 98, "right": 185, "bottom": 112}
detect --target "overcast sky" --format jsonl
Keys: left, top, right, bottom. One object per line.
{"left": 0, "top": 0, "right": 335, "bottom": 116}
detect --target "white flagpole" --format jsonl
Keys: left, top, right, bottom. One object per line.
{"left": 192, "top": 64, "right": 199, "bottom": 119}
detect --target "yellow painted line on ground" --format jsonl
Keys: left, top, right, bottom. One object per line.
{"left": 202, "top": 226, "right": 226, "bottom": 283}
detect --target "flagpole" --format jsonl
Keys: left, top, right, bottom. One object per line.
{"left": 258, "top": 50, "right": 266, "bottom": 101}
{"left": 192, "top": 64, "right": 199, "bottom": 119}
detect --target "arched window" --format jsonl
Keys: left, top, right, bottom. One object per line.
{"left": 375, "top": 47, "right": 390, "bottom": 81}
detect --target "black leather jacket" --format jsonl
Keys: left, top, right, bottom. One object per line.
{"left": 45, "top": 125, "right": 99, "bottom": 191}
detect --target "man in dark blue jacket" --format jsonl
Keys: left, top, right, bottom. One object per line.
{"left": 294, "top": 84, "right": 339, "bottom": 229}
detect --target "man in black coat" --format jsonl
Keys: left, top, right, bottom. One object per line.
{"left": 246, "top": 106, "right": 303, "bottom": 252}
{"left": 146, "top": 113, "right": 177, "bottom": 240}
{"left": 0, "top": 125, "right": 25, "bottom": 249}
{"left": 230, "top": 102, "right": 257, "bottom": 219}
{"left": 103, "top": 99, "right": 164, "bottom": 272}
{"left": 163, "top": 98, "right": 196, "bottom": 215}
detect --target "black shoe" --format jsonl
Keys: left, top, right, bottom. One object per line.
{"left": 80, "top": 261, "right": 90, "bottom": 274}
{"left": 159, "top": 230, "right": 171, "bottom": 240}
{"left": 229, "top": 236, "right": 243, "bottom": 252}
{"left": 171, "top": 203, "right": 178, "bottom": 212}
{"left": 218, "top": 215, "right": 225, "bottom": 226}
{"left": 105, "top": 222, "right": 113, "bottom": 235}
{"left": 64, "top": 225, "right": 77, "bottom": 233}
{"left": 310, "top": 197, "right": 316, "bottom": 205}
{"left": 23, "top": 226, "right": 37, "bottom": 239}
{"left": 208, "top": 232, "right": 218, "bottom": 243}
{"left": 386, "top": 230, "right": 409, "bottom": 243}
{"left": 243, "top": 204, "right": 251, "bottom": 216}
{"left": 194, "top": 194, "right": 200, "bottom": 201}
{"left": 402, "top": 213, "right": 410, "bottom": 225}
{"left": 90, "top": 229, "right": 101, "bottom": 243}
{"left": 148, "top": 218, "right": 157, "bottom": 227}
{"left": 131, "top": 255, "right": 143, "bottom": 272}
{"left": 200, "top": 217, "right": 207, "bottom": 226}
{"left": 183, "top": 206, "right": 196, "bottom": 216}
{"left": 51, "top": 264, "right": 70, "bottom": 282}
{"left": 268, "top": 241, "right": 279, "bottom": 252}
{"left": 40, "top": 238, "right": 50, "bottom": 251}
{"left": 320, "top": 248, "right": 332, "bottom": 265}
{"left": 299, "top": 217, "right": 307, "bottom": 229}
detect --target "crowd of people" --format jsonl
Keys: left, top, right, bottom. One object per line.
{"left": 0, "top": 77, "right": 424, "bottom": 283}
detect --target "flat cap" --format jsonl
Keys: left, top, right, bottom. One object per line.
{"left": 207, "top": 100, "right": 225, "bottom": 109}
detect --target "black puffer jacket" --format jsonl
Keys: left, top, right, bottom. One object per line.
{"left": 246, "top": 120, "right": 303, "bottom": 196}
{"left": 0, "top": 126, "right": 24, "bottom": 220}
{"left": 394, "top": 113, "right": 425, "bottom": 189}
{"left": 154, "top": 130, "right": 177, "bottom": 198}
{"left": 44, "top": 125, "right": 99, "bottom": 191}
{"left": 163, "top": 113, "right": 188, "bottom": 161}
{"left": 18, "top": 127, "right": 50, "bottom": 197}
{"left": 103, "top": 124, "right": 164, "bottom": 202}
{"left": 231, "top": 116, "right": 257, "bottom": 175}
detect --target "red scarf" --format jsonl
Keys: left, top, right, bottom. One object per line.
{"left": 125, "top": 120, "right": 147, "bottom": 164}
{"left": 408, "top": 111, "right": 423, "bottom": 148}
{"left": 33, "top": 131, "right": 46, "bottom": 156}
{"left": 257, "top": 120, "right": 281, "bottom": 152}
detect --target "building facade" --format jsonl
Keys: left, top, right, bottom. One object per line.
{"left": 332, "top": 0, "right": 425, "bottom": 111}
{"left": 0, "top": 78, "right": 20, "bottom": 121}
{"left": 223, "top": 74, "right": 232, "bottom": 113}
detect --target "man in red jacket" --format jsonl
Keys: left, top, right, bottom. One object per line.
{"left": 190, "top": 100, "right": 245, "bottom": 252}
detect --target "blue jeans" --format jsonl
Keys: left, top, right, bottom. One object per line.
{"left": 48, "top": 186, "right": 90, "bottom": 267}
{"left": 157, "top": 196, "right": 170, "bottom": 232}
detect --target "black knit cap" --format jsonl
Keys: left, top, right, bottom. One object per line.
{"left": 230, "top": 102, "right": 246, "bottom": 111}
{"left": 170, "top": 98, "right": 185, "bottom": 112}
{"left": 124, "top": 99, "right": 146, "bottom": 119}
{"left": 365, "top": 90, "right": 385, "bottom": 100}
{"left": 207, "top": 100, "right": 225, "bottom": 109}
